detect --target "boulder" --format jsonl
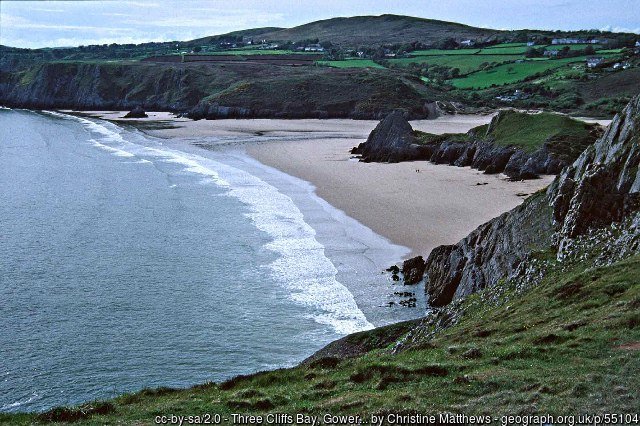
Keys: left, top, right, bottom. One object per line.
{"left": 352, "top": 111, "right": 418, "bottom": 162}
{"left": 402, "top": 256, "right": 427, "bottom": 285}
{"left": 124, "top": 106, "right": 148, "bottom": 118}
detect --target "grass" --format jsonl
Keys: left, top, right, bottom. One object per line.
{"left": 451, "top": 57, "right": 588, "bottom": 89}
{"left": 202, "top": 49, "right": 311, "bottom": 55}
{"left": 544, "top": 44, "right": 605, "bottom": 51}
{"left": 478, "top": 46, "right": 530, "bottom": 55}
{"left": 317, "top": 59, "right": 385, "bottom": 69}
{"left": 411, "top": 49, "right": 481, "bottom": 56}
{"left": 5, "top": 252, "right": 637, "bottom": 424}
{"left": 481, "top": 110, "right": 598, "bottom": 154}
{"left": 390, "top": 54, "right": 523, "bottom": 73}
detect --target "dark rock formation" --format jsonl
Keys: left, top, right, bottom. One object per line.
{"left": 402, "top": 256, "right": 427, "bottom": 284}
{"left": 549, "top": 94, "right": 640, "bottom": 252}
{"left": 354, "top": 110, "right": 596, "bottom": 180}
{"left": 123, "top": 106, "right": 147, "bottom": 118}
{"left": 351, "top": 111, "right": 419, "bottom": 162}
{"left": 424, "top": 94, "right": 640, "bottom": 307}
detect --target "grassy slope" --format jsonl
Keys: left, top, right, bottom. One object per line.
{"left": 317, "top": 59, "right": 385, "bottom": 69}
{"left": 256, "top": 14, "right": 500, "bottom": 47}
{"left": 414, "top": 111, "right": 598, "bottom": 162}
{"left": 484, "top": 111, "right": 598, "bottom": 155}
{"left": 390, "top": 54, "right": 525, "bottom": 73}
{"left": 451, "top": 53, "right": 620, "bottom": 89}
{"left": 6, "top": 253, "right": 637, "bottom": 424}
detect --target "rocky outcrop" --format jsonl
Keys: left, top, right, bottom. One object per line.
{"left": 415, "top": 138, "right": 569, "bottom": 180}
{"left": 353, "top": 111, "right": 595, "bottom": 180}
{"left": 549, "top": 95, "right": 640, "bottom": 254}
{"left": 351, "top": 111, "right": 419, "bottom": 162}
{"left": 402, "top": 256, "right": 426, "bottom": 285}
{"left": 424, "top": 94, "right": 640, "bottom": 307}
{"left": 123, "top": 106, "right": 147, "bottom": 118}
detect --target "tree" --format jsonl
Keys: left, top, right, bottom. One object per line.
{"left": 439, "top": 38, "right": 458, "bottom": 50}
{"left": 584, "top": 45, "right": 596, "bottom": 55}
{"left": 193, "top": 46, "right": 202, "bottom": 53}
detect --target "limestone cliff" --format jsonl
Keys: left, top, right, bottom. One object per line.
{"left": 424, "top": 94, "right": 640, "bottom": 307}
{"left": 354, "top": 110, "right": 600, "bottom": 180}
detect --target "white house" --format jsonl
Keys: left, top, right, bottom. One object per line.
{"left": 460, "top": 40, "right": 475, "bottom": 47}
{"left": 586, "top": 57, "right": 604, "bottom": 68}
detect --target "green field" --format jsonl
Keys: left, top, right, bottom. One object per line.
{"left": 477, "top": 46, "right": 529, "bottom": 54}
{"left": 545, "top": 43, "right": 604, "bottom": 51}
{"left": 484, "top": 42, "right": 528, "bottom": 48}
{"left": 451, "top": 57, "right": 587, "bottom": 89}
{"left": 411, "top": 48, "right": 480, "bottom": 56}
{"left": 317, "top": 59, "right": 385, "bottom": 68}
{"left": 205, "top": 49, "right": 311, "bottom": 55}
{"left": 390, "top": 54, "right": 523, "bottom": 73}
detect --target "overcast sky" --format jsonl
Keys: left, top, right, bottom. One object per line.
{"left": 1, "top": 0, "right": 639, "bottom": 48}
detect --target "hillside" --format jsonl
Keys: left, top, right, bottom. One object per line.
{"left": 254, "top": 14, "right": 501, "bottom": 47}
{"left": 0, "top": 61, "right": 442, "bottom": 119}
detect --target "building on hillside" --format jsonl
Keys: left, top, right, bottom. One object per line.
{"left": 544, "top": 49, "right": 559, "bottom": 57}
{"left": 527, "top": 41, "right": 535, "bottom": 46}
{"left": 552, "top": 38, "right": 600, "bottom": 45}
{"left": 586, "top": 57, "right": 604, "bottom": 68}
{"left": 304, "top": 44, "right": 325, "bottom": 52}
{"left": 460, "top": 39, "right": 475, "bottom": 47}
{"left": 636, "top": 41, "right": 640, "bottom": 47}
{"left": 612, "top": 62, "right": 631, "bottom": 70}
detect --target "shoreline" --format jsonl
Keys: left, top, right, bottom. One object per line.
{"left": 76, "top": 111, "right": 557, "bottom": 257}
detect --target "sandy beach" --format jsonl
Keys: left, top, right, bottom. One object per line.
{"left": 81, "top": 111, "right": 558, "bottom": 256}
{"left": 247, "top": 138, "right": 554, "bottom": 256}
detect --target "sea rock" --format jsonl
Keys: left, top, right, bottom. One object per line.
{"left": 351, "top": 111, "right": 418, "bottom": 162}
{"left": 402, "top": 256, "right": 426, "bottom": 285}
{"left": 124, "top": 106, "right": 148, "bottom": 118}
{"left": 424, "top": 93, "right": 640, "bottom": 307}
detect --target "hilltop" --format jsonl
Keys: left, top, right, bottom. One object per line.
{"left": 1, "top": 14, "right": 639, "bottom": 118}
{"left": 241, "top": 14, "right": 500, "bottom": 47}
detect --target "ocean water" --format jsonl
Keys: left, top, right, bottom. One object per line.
{"left": 0, "top": 109, "right": 424, "bottom": 413}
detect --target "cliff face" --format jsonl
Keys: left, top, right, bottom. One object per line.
{"left": 351, "top": 111, "right": 419, "bottom": 162}
{"left": 354, "top": 110, "right": 599, "bottom": 180}
{"left": 424, "top": 94, "right": 640, "bottom": 307}
{"left": 0, "top": 61, "right": 437, "bottom": 120}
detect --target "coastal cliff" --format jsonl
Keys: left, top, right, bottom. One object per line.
{"left": 353, "top": 109, "right": 601, "bottom": 180}
{"left": 0, "top": 61, "right": 438, "bottom": 120}
{"left": 424, "top": 94, "right": 640, "bottom": 307}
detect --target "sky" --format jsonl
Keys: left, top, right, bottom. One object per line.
{"left": 1, "top": 0, "right": 639, "bottom": 48}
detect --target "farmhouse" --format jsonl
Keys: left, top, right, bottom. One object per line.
{"left": 460, "top": 39, "right": 475, "bottom": 47}
{"left": 586, "top": 57, "right": 604, "bottom": 68}
{"left": 544, "top": 49, "right": 559, "bottom": 57}
{"left": 527, "top": 41, "right": 535, "bottom": 46}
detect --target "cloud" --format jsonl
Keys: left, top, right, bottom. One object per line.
{"left": 31, "top": 8, "right": 65, "bottom": 13}
{"left": 0, "top": 13, "right": 134, "bottom": 34}
{"left": 600, "top": 25, "right": 640, "bottom": 34}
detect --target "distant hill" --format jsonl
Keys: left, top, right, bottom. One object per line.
{"left": 189, "top": 27, "right": 284, "bottom": 44}
{"left": 192, "top": 14, "right": 502, "bottom": 47}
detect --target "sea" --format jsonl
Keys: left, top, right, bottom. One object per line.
{"left": 0, "top": 109, "right": 425, "bottom": 413}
